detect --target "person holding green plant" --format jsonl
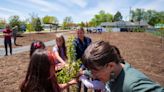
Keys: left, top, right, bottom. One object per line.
{"left": 52, "top": 34, "right": 67, "bottom": 70}
{"left": 73, "top": 28, "right": 92, "bottom": 92}
{"left": 20, "top": 49, "right": 77, "bottom": 92}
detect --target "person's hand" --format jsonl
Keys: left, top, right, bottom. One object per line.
{"left": 68, "top": 78, "right": 78, "bottom": 84}
{"left": 61, "top": 62, "right": 66, "bottom": 66}
{"left": 64, "top": 63, "right": 69, "bottom": 67}
{"left": 55, "top": 63, "right": 65, "bottom": 71}
{"left": 76, "top": 69, "right": 84, "bottom": 79}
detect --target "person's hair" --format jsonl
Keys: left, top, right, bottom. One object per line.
{"left": 111, "top": 45, "right": 124, "bottom": 63}
{"left": 82, "top": 41, "right": 123, "bottom": 70}
{"left": 5, "top": 24, "right": 10, "bottom": 28}
{"left": 56, "top": 35, "right": 67, "bottom": 60}
{"left": 20, "top": 49, "right": 60, "bottom": 92}
{"left": 77, "top": 27, "right": 84, "bottom": 32}
{"left": 30, "top": 40, "right": 46, "bottom": 57}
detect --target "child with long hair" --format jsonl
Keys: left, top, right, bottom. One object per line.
{"left": 52, "top": 34, "right": 67, "bottom": 70}
{"left": 20, "top": 49, "right": 77, "bottom": 92}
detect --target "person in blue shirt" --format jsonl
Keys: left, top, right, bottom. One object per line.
{"left": 81, "top": 41, "right": 164, "bottom": 92}
{"left": 73, "top": 28, "right": 92, "bottom": 60}
{"left": 73, "top": 28, "right": 92, "bottom": 92}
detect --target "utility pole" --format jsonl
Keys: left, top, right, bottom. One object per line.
{"left": 129, "top": 6, "right": 132, "bottom": 21}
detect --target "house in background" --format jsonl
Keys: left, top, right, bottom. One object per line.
{"left": 100, "top": 20, "right": 149, "bottom": 32}
{"left": 42, "top": 23, "right": 58, "bottom": 31}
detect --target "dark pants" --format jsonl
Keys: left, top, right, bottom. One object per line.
{"left": 4, "top": 39, "right": 12, "bottom": 55}
{"left": 77, "top": 81, "right": 88, "bottom": 92}
{"left": 13, "top": 34, "right": 17, "bottom": 45}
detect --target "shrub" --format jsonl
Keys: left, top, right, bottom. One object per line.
{"left": 57, "top": 36, "right": 81, "bottom": 83}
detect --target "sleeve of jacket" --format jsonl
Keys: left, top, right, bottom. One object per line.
{"left": 129, "top": 78, "right": 164, "bottom": 92}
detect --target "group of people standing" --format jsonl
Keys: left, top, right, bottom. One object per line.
{"left": 19, "top": 27, "right": 164, "bottom": 92}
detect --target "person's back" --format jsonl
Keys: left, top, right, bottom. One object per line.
{"left": 12, "top": 26, "right": 18, "bottom": 34}
{"left": 20, "top": 49, "right": 60, "bottom": 92}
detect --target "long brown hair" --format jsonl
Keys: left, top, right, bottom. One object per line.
{"left": 20, "top": 49, "right": 60, "bottom": 92}
{"left": 56, "top": 35, "right": 67, "bottom": 60}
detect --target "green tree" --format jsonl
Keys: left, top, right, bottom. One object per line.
{"left": 26, "top": 13, "right": 38, "bottom": 32}
{"left": 131, "top": 8, "right": 145, "bottom": 22}
{"left": 79, "top": 21, "right": 85, "bottom": 28}
{"left": 131, "top": 9, "right": 164, "bottom": 26}
{"left": 148, "top": 12, "right": 164, "bottom": 26}
{"left": 8, "top": 15, "right": 21, "bottom": 28}
{"left": 90, "top": 10, "right": 113, "bottom": 26}
{"left": 62, "top": 16, "right": 73, "bottom": 29}
{"left": 0, "top": 18, "right": 6, "bottom": 29}
{"left": 113, "top": 11, "right": 122, "bottom": 21}
{"left": 42, "top": 16, "right": 58, "bottom": 31}
{"left": 35, "top": 18, "right": 42, "bottom": 32}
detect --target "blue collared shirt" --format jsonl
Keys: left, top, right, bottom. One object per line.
{"left": 73, "top": 36, "right": 92, "bottom": 60}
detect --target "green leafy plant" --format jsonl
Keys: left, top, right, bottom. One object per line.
{"left": 57, "top": 36, "right": 81, "bottom": 83}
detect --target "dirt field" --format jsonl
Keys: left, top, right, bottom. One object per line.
{"left": 0, "top": 32, "right": 164, "bottom": 92}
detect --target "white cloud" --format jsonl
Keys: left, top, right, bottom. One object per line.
{"left": 70, "top": 0, "right": 87, "bottom": 8}
{"left": 132, "top": 0, "right": 164, "bottom": 11}
{"left": 0, "top": 7, "right": 20, "bottom": 14}
{"left": 1, "top": 0, "right": 163, "bottom": 23}
{"left": 28, "top": 0, "right": 68, "bottom": 12}
{"left": 57, "top": 0, "right": 87, "bottom": 8}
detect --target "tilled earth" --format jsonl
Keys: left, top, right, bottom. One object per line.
{"left": 0, "top": 32, "right": 164, "bottom": 92}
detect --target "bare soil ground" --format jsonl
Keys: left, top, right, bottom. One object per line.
{"left": 0, "top": 32, "right": 163, "bottom": 92}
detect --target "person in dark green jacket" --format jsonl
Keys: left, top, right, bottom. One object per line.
{"left": 81, "top": 41, "right": 164, "bottom": 92}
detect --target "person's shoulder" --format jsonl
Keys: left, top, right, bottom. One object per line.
{"left": 123, "top": 63, "right": 160, "bottom": 91}
{"left": 2, "top": 29, "right": 6, "bottom": 33}
{"left": 85, "top": 36, "right": 91, "bottom": 39}
{"left": 84, "top": 36, "right": 92, "bottom": 42}
{"left": 53, "top": 45, "right": 58, "bottom": 51}
{"left": 73, "top": 37, "right": 79, "bottom": 43}
{"left": 74, "top": 37, "right": 79, "bottom": 41}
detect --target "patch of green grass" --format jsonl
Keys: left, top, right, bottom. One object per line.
{"left": 151, "top": 30, "right": 164, "bottom": 37}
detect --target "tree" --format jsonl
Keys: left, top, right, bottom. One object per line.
{"left": 131, "top": 8, "right": 164, "bottom": 26}
{"left": 0, "top": 18, "right": 6, "bottom": 29}
{"left": 148, "top": 12, "right": 164, "bottom": 26}
{"left": 62, "top": 16, "right": 73, "bottom": 29}
{"left": 113, "top": 11, "right": 122, "bottom": 21}
{"left": 131, "top": 8, "right": 145, "bottom": 22}
{"left": 42, "top": 16, "right": 58, "bottom": 31}
{"left": 42, "top": 16, "right": 58, "bottom": 24}
{"left": 26, "top": 13, "right": 38, "bottom": 32}
{"left": 35, "top": 18, "right": 42, "bottom": 32}
{"left": 79, "top": 21, "right": 85, "bottom": 28}
{"left": 89, "top": 10, "right": 113, "bottom": 26}
{"left": 9, "top": 15, "right": 21, "bottom": 28}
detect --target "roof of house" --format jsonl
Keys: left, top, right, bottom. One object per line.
{"left": 101, "top": 21, "right": 148, "bottom": 27}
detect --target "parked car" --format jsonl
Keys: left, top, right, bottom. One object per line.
{"left": 0, "top": 29, "right": 4, "bottom": 32}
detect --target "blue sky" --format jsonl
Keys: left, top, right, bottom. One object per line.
{"left": 0, "top": 0, "right": 164, "bottom": 23}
